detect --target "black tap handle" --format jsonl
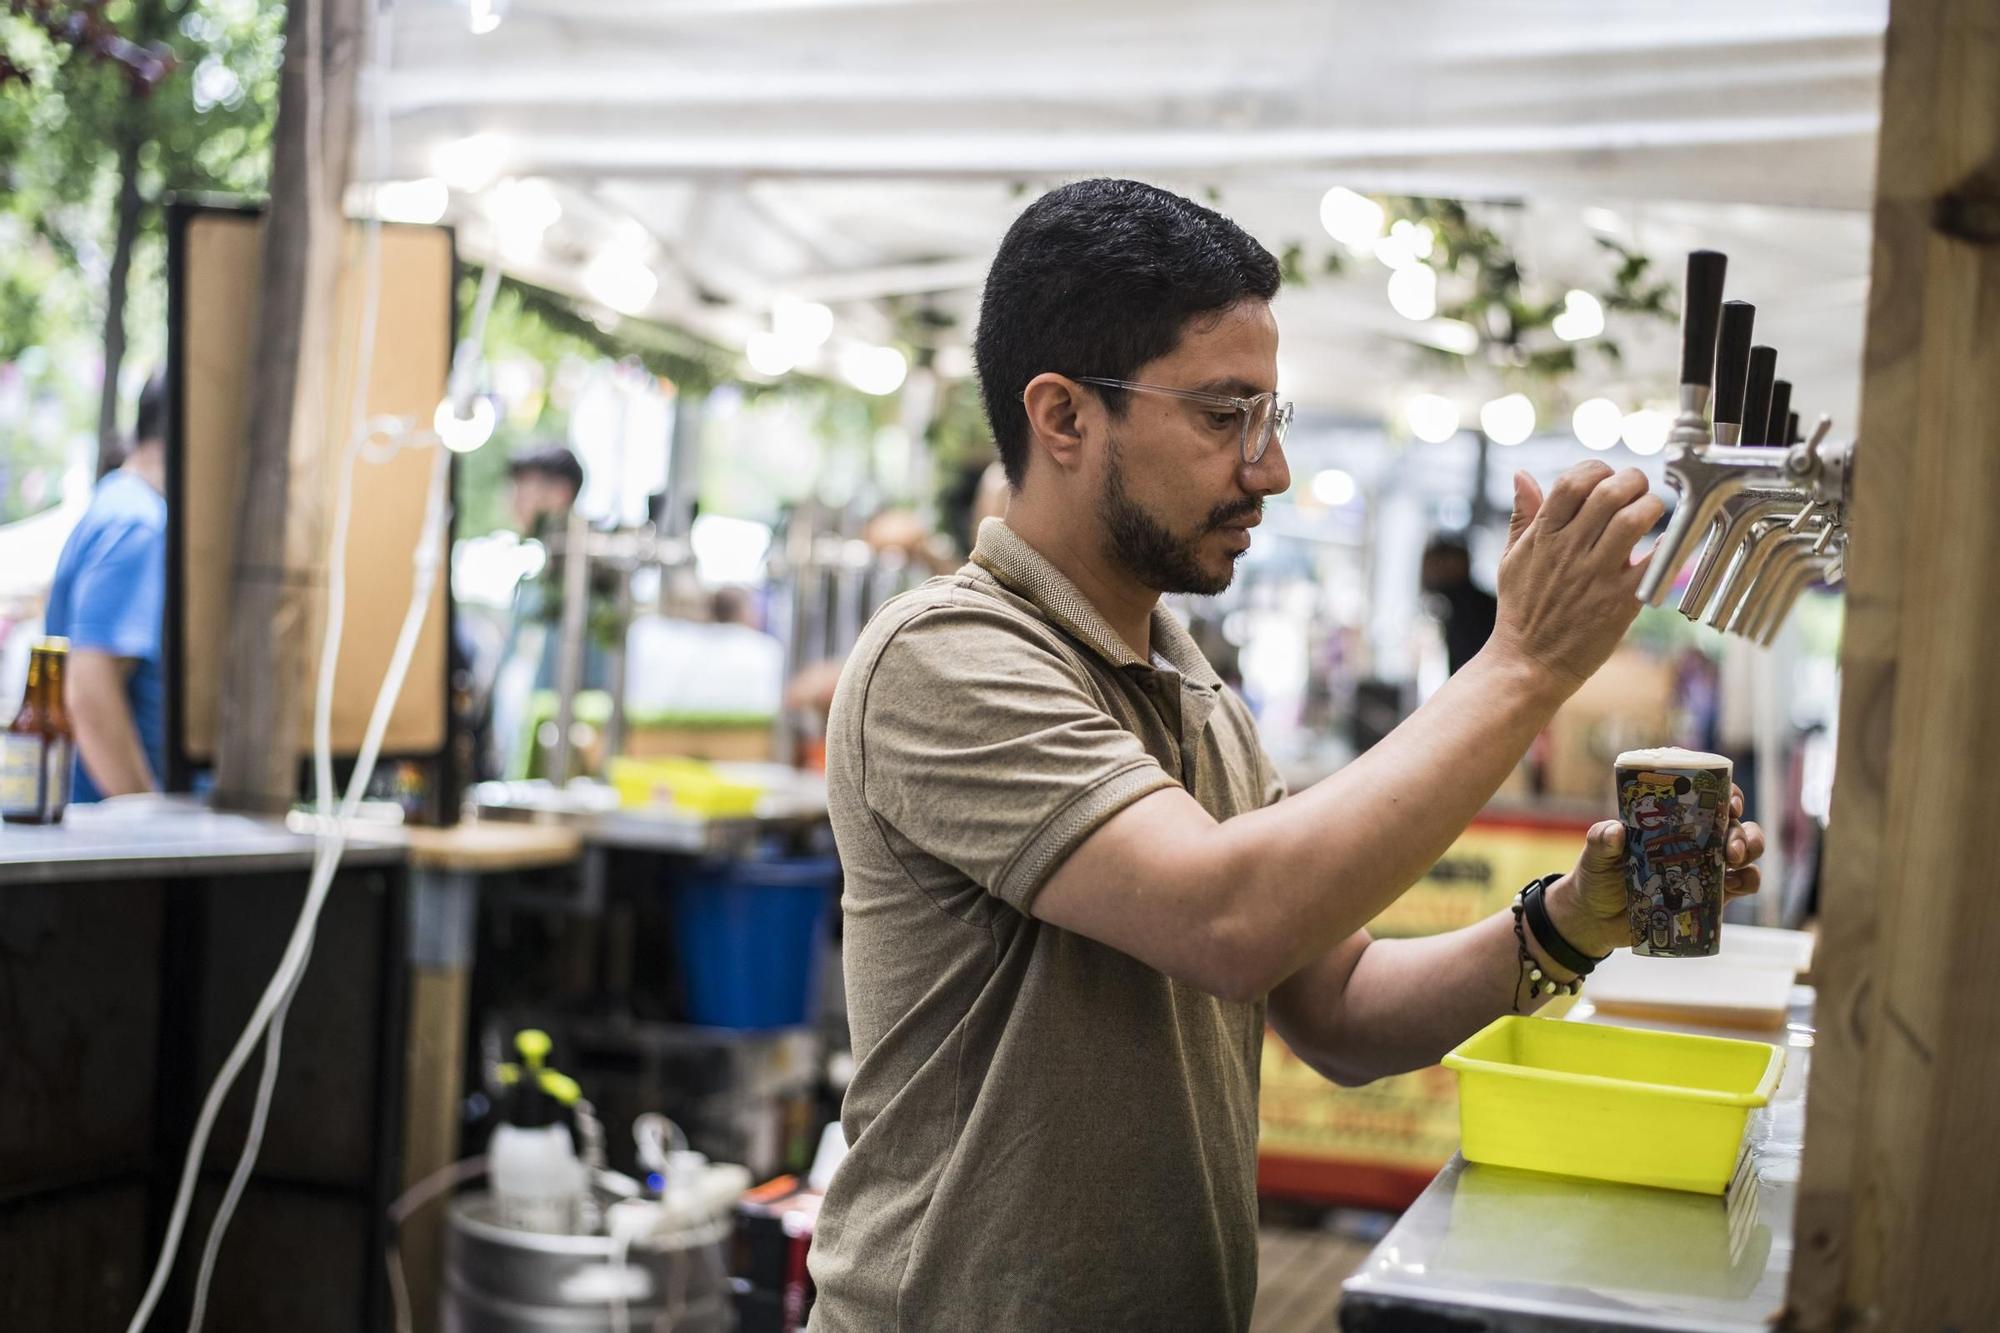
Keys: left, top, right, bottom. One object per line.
{"left": 1787, "top": 411, "right": 1801, "bottom": 445}
{"left": 1713, "top": 301, "right": 1756, "bottom": 428}
{"left": 1680, "top": 250, "right": 1729, "bottom": 387}
{"left": 1743, "top": 346, "right": 1777, "bottom": 444}
{"left": 1766, "top": 381, "right": 1793, "bottom": 450}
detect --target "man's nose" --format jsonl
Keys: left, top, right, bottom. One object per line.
{"left": 1241, "top": 433, "right": 1291, "bottom": 497}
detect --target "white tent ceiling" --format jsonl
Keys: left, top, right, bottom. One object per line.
{"left": 373, "top": 0, "right": 1885, "bottom": 428}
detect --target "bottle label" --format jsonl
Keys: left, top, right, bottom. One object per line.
{"left": 42, "top": 738, "right": 72, "bottom": 817}
{"left": 1, "top": 734, "right": 44, "bottom": 816}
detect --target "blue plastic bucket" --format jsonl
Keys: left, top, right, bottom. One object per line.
{"left": 671, "top": 857, "right": 838, "bottom": 1030}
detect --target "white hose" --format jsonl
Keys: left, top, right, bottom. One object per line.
{"left": 126, "top": 437, "right": 451, "bottom": 1333}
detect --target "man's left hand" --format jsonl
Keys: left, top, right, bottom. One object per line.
{"left": 1548, "top": 784, "right": 1767, "bottom": 959}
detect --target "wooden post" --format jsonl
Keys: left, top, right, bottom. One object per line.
{"left": 211, "top": 0, "right": 367, "bottom": 813}
{"left": 1788, "top": 0, "right": 2000, "bottom": 1325}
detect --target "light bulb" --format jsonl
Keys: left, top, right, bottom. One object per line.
{"left": 1572, "top": 397, "right": 1624, "bottom": 451}
{"left": 434, "top": 396, "right": 497, "bottom": 453}
{"left": 1319, "top": 187, "right": 1385, "bottom": 253}
{"left": 773, "top": 297, "right": 834, "bottom": 352}
{"left": 840, "top": 344, "right": 908, "bottom": 397}
{"left": 1309, "top": 468, "right": 1357, "bottom": 506}
{"left": 745, "top": 330, "right": 796, "bottom": 378}
{"left": 1621, "top": 408, "right": 1671, "bottom": 456}
{"left": 488, "top": 178, "right": 560, "bottom": 261}
{"left": 373, "top": 178, "right": 449, "bottom": 225}
{"left": 581, "top": 249, "right": 658, "bottom": 317}
{"left": 1552, "top": 289, "right": 1605, "bottom": 342}
{"left": 1406, "top": 393, "right": 1462, "bottom": 444}
{"left": 431, "top": 134, "right": 505, "bottom": 193}
{"left": 1387, "top": 265, "right": 1438, "bottom": 322}
{"left": 1481, "top": 393, "right": 1537, "bottom": 446}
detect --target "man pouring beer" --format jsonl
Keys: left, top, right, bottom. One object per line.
{"left": 807, "top": 179, "right": 1766, "bottom": 1331}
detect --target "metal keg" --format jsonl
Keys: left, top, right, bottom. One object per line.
{"left": 444, "top": 1192, "right": 732, "bottom": 1332}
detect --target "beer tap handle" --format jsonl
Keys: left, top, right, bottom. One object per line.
{"left": 1764, "top": 381, "right": 1793, "bottom": 454}
{"left": 1711, "top": 301, "right": 1756, "bottom": 446}
{"left": 1787, "top": 411, "right": 1801, "bottom": 446}
{"left": 1742, "top": 346, "right": 1777, "bottom": 446}
{"left": 1679, "top": 250, "right": 1729, "bottom": 398}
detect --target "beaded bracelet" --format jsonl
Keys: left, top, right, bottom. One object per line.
{"left": 1511, "top": 875, "right": 1585, "bottom": 1012}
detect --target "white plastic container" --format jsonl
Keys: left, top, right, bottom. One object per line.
{"left": 489, "top": 1121, "right": 588, "bottom": 1234}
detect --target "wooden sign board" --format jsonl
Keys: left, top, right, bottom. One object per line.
{"left": 165, "top": 204, "right": 455, "bottom": 781}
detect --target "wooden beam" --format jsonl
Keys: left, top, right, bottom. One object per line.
{"left": 211, "top": 0, "right": 367, "bottom": 813}
{"left": 1788, "top": 0, "right": 2000, "bottom": 1326}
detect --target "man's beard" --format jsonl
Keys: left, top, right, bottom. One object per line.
{"left": 1098, "top": 433, "right": 1261, "bottom": 596}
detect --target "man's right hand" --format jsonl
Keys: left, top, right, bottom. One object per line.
{"left": 1485, "top": 461, "right": 1665, "bottom": 695}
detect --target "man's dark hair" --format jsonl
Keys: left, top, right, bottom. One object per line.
{"left": 973, "top": 179, "right": 1281, "bottom": 487}
{"left": 507, "top": 442, "right": 585, "bottom": 496}
{"left": 134, "top": 372, "right": 168, "bottom": 446}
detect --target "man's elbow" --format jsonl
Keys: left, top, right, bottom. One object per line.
{"left": 1190, "top": 912, "right": 1293, "bottom": 1005}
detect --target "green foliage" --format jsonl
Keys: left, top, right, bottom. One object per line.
{"left": 1275, "top": 193, "right": 1677, "bottom": 410}
{"left": 0, "top": 0, "right": 282, "bottom": 518}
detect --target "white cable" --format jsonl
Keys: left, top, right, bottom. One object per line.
{"left": 185, "top": 972, "right": 293, "bottom": 1328}
{"left": 126, "top": 438, "right": 450, "bottom": 1333}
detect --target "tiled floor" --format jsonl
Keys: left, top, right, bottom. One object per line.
{"left": 1250, "top": 1225, "right": 1375, "bottom": 1332}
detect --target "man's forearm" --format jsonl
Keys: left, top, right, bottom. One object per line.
{"left": 1272, "top": 891, "right": 1583, "bottom": 1086}
{"left": 71, "top": 693, "right": 156, "bottom": 796}
{"left": 1213, "top": 646, "right": 1569, "bottom": 993}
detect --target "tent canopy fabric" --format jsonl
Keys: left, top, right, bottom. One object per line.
{"left": 376, "top": 0, "right": 1884, "bottom": 421}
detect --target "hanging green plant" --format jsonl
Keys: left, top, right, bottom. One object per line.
{"left": 1273, "top": 193, "right": 1677, "bottom": 407}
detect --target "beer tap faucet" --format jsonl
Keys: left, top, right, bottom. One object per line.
{"left": 1707, "top": 414, "right": 1846, "bottom": 634}
{"left": 1675, "top": 320, "right": 1812, "bottom": 620}
{"left": 1636, "top": 252, "right": 1803, "bottom": 607}
{"left": 1747, "top": 527, "right": 1844, "bottom": 646}
{"left": 1683, "top": 367, "right": 1812, "bottom": 621}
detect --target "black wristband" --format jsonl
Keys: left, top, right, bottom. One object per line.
{"left": 1521, "top": 874, "right": 1609, "bottom": 977}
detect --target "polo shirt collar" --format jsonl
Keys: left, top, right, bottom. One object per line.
{"left": 968, "top": 518, "right": 1223, "bottom": 692}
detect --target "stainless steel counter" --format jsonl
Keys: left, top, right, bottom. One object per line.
{"left": 0, "top": 795, "right": 403, "bottom": 885}
{"left": 1340, "top": 988, "right": 1815, "bottom": 1332}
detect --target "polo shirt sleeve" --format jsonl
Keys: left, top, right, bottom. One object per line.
{"left": 849, "top": 601, "right": 1179, "bottom": 915}
{"left": 65, "top": 521, "right": 165, "bottom": 662}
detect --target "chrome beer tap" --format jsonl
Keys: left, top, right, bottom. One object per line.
{"left": 1636, "top": 253, "right": 1804, "bottom": 608}
{"left": 1708, "top": 415, "right": 1850, "bottom": 635}
{"left": 1674, "top": 321, "right": 1817, "bottom": 620}
{"left": 1685, "top": 368, "right": 1811, "bottom": 622}
{"left": 1750, "top": 527, "right": 1845, "bottom": 646}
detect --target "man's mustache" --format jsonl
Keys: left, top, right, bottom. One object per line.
{"left": 1205, "top": 498, "right": 1263, "bottom": 530}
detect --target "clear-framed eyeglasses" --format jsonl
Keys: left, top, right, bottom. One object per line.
{"left": 1074, "top": 377, "right": 1293, "bottom": 465}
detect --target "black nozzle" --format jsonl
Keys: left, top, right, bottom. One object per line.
{"left": 1743, "top": 346, "right": 1777, "bottom": 444}
{"left": 1713, "top": 301, "right": 1756, "bottom": 429}
{"left": 1679, "top": 250, "right": 1729, "bottom": 388}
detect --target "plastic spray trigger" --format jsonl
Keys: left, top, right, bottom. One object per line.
{"left": 515, "top": 1028, "right": 553, "bottom": 1071}
{"left": 538, "top": 1070, "right": 582, "bottom": 1107}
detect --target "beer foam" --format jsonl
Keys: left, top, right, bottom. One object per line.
{"left": 1615, "top": 746, "right": 1730, "bottom": 769}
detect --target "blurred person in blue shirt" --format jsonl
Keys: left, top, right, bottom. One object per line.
{"left": 44, "top": 374, "right": 168, "bottom": 801}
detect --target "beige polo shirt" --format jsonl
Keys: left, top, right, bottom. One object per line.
{"left": 808, "top": 518, "right": 1284, "bottom": 1332}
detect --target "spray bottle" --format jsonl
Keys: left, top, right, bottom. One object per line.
{"left": 488, "top": 1029, "right": 589, "bottom": 1233}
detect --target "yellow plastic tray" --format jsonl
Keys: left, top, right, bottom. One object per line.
{"left": 606, "top": 756, "right": 764, "bottom": 817}
{"left": 1441, "top": 1016, "right": 1785, "bottom": 1195}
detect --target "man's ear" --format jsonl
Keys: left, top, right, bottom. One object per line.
{"left": 1021, "top": 373, "right": 1090, "bottom": 474}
